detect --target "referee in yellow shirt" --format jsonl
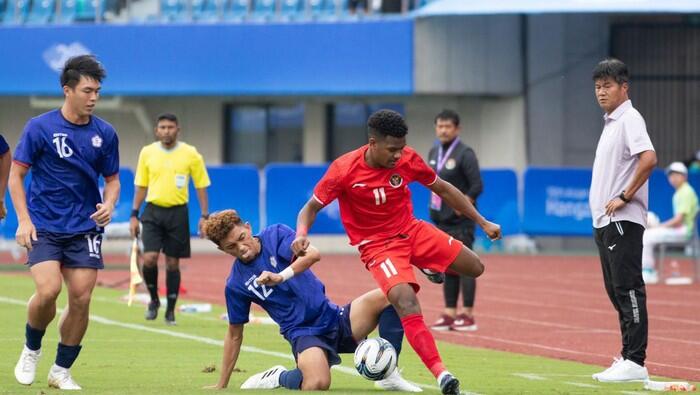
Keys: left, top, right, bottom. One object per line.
{"left": 129, "top": 113, "right": 211, "bottom": 325}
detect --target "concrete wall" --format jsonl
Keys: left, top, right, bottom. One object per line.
{"left": 0, "top": 95, "right": 526, "bottom": 172}
{"left": 0, "top": 97, "right": 226, "bottom": 169}
{"left": 525, "top": 13, "right": 611, "bottom": 167}
{"left": 415, "top": 15, "right": 523, "bottom": 95}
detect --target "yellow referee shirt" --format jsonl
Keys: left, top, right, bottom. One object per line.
{"left": 134, "top": 142, "right": 211, "bottom": 207}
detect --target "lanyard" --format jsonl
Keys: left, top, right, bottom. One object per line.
{"left": 436, "top": 138, "right": 459, "bottom": 172}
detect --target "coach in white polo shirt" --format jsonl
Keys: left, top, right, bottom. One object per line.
{"left": 589, "top": 58, "right": 657, "bottom": 383}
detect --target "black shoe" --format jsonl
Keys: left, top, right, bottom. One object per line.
{"left": 420, "top": 268, "right": 445, "bottom": 284}
{"left": 164, "top": 310, "right": 176, "bottom": 326}
{"left": 439, "top": 373, "right": 460, "bottom": 395}
{"left": 145, "top": 301, "right": 160, "bottom": 320}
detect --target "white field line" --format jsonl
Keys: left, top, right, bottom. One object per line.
{"left": 0, "top": 296, "right": 459, "bottom": 393}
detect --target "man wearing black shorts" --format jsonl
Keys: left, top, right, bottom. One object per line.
{"left": 130, "top": 113, "right": 210, "bottom": 325}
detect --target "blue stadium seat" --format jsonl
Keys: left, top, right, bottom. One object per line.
{"left": 26, "top": 0, "right": 55, "bottom": 23}
{"left": 2, "top": 0, "right": 30, "bottom": 24}
{"left": 75, "top": 0, "right": 100, "bottom": 20}
{"left": 0, "top": 0, "right": 8, "bottom": 22}
{"left": 56, "top": 0, "right": 77, "bottom": 23}
{"left": 309, "top": 0, "right": 345, "bottom": 18}
{"left": 160, "top": 0, "right": 186, "bottom": 21}
{"left": 193, "top": 0, "right": 219, "bottom": 21}
{"left": 224, "top": 0, "right": 248, "bottom": 20}
{"left": 252, "top": 0, "right": 274, "bottom": 19}
{"left": 279, "top": 0, "right": 301, "bottom": 19}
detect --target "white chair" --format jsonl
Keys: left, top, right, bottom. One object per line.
{"left": 657, "top": 214, "right": 700, "bottom": 282}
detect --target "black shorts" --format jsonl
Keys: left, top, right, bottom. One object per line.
{"left": 437, "top": 222, "right": 475, "bottom": 249}
{"left": 28, "top": 231, "right": 104, "bottom": 269}
{"left": 141, "top": 203, "right": 191, "bottom": 258}
{"left": 289, "top": 303, "right": 358, "bottom": 366}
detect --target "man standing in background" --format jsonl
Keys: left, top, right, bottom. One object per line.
{"left": 130, "top": 113, "right": 210, "bottom": 325}
{"left": 589, "top": 58, "right": 656, "bottom": 383}
{"left": 427, "top": 110, "right": 483, "bottom": 332}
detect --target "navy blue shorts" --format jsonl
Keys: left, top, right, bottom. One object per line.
{"left": 27, "top": 231, "right": 104, "bottom": 269}
{"left": 290, "top": 303, "right": 358, "bottom": 366}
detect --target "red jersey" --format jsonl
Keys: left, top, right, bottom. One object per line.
{"left": 313, "top": 145, "right": 437, "bottom": 246}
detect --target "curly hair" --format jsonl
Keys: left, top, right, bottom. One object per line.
{"left": 367, "top": 109, "right": 408, "bottom": 138}
{"left": 202, "top": 209, "right": 243, "bottom": 246}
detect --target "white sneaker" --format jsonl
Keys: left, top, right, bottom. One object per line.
{"left": 592, "top": 357, "right": 623, "bottom": 380}
{"left": 240, "top": 365, "right": 286, "bottom": 389}
{"left": 594, "top": 359, "right": 648, "bottom": 382}
{"left": 14, "top": 345, "right": 41, "bottom": 385}
{"left": 47, "top": 364, "right": 82, "bottom": 390}
{"left": 375, "top": 368, "right": 423, "bottom": 392}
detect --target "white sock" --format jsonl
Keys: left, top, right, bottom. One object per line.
{"left": 437, "top": 371, "right": 451, "bottom": 384}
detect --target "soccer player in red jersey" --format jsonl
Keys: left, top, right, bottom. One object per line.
{"left": 292, "top": 109, "right": 501, "bottom": 395}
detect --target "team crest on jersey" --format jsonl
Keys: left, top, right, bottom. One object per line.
{"left": 270, "top": 256, "right": 278, "bottom": 268}
{"left": 445, "top": 158, "right": 456, "bottom": 170}
{"left": 91, "top": 135, "right": 103, "bottom": 148}
{"left": 389, "top": 174, "right": 403, "bottom": 188}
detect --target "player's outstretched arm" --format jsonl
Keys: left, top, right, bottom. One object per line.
{"left": 205, "top": 323, "right": 244, "bottom": 390}
{"left": 429, "top": 177, "right": 502, "bottom": 240}
{"left": 8, "top": 163, "right": 36, "bottom": 250}
{"left": 256, "top": 245, "right": 321, "bottom": 287}
{"left": 293, "top": 198, "right": 324, "bottom": 256}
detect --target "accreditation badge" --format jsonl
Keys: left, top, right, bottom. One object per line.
{"left": 430, "top": 192, "right": 442, "bottom": 211}
{"left": 175, "top": 174, "right": 187, "bottom": 189}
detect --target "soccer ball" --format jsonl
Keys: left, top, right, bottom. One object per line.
{"left": 353, "top": 337, "right": 397, "bottom": 381}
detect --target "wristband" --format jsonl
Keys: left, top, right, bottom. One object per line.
{"left": 130, "top": 209, "right": 139, "bottom": 218}
{"left": 619, "top": 191, "right": 631, "bottom": 203}
{"left": 280, "top": 267, "right": 295, "bottom": 282}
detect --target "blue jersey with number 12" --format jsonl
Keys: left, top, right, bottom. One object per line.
{"left": 224, "top": 224, "right": 338, "bottom": 341}
{"left": 13, "top": 109, "right": 120, "bottom": 233}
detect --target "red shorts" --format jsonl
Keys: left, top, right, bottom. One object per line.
{"left": 358, "top": 219, "right": 463, "bottom": 295}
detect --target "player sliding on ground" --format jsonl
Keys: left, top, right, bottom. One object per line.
{"left": 293, "top": 109, "right": 501, "bottom": 395}
{"left": 201, "top": 209, "right": 421, "bottom": 392}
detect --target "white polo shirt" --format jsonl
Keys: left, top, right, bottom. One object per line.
{"left": 589, "top": 100, "right": 655, "bottom": 229}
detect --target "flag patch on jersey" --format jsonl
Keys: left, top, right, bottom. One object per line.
{"left": 389, "top": 174, "right": 403, "bottom": 188}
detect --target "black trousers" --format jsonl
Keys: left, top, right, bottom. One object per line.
{"left": 594, "top": 220, "right": 648, "bottom": 366}
{"left": 438, "top": 223, "right": 476, "bottom": 309}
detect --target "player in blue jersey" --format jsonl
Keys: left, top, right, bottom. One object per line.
{"left": 201, "top": 209, "right": 421, "bottom": 392}
{"left": 0, "top": 134, "right": 11, "bottom": 219}
{"left": 10, "top": 55, "right": 120, "bottom": 391}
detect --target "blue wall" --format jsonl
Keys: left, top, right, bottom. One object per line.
{"left": 0, "top": 20, "right": 413, "bottom": 95}
{"left": 1, "top": 165, "right": 698, "bottom": 239}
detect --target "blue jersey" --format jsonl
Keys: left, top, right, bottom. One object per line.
{"left": 14, "top": 109, "right": 120, "bottom": 233}
{"left": 225, "top": 224, "right": 338, "bottom": 341}
{"left": 0, "top": 134, "right": 9, "bottom": 155}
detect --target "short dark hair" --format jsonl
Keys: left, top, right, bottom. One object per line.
{"left": 435, "top": 109, "right": 460, "bottom": 126}
{"left": 592, "top": 58, "right": 629, "bottom": 85}
{"left": 367, "top": 109, "right": 408, "bottom": 139}
{"left": 60, "top": 55, "right": 106, "bottom": 88}
{"left": 156, "top": 113, "right": 179, "bottom": 125}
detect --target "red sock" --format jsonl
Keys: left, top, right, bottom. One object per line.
{"left": 400, "top": 314, "right": 445, "bottom": 378}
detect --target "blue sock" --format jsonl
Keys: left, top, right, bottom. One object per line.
{"left": 378, "top": 306, "right": 404, "bottom": 359}
{"left": 55, "top": 343, "right": 82, "bottom": 369}
{"left": 279, "top": 368, "right": 303, "bottom": 390}
{"left": 25, "top": 323, "right": 45, "bottom": 351}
